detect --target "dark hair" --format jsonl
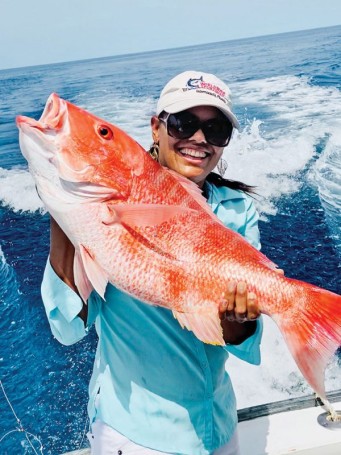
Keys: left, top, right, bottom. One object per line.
{"left": 204, "top": 172, "right": 256, "bottom": 198}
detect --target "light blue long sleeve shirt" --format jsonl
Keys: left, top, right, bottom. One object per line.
{"left": 41, "top": 183, "right": 263, "bottom": 455}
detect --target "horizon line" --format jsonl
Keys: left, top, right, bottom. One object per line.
{"left": 1, "top": 23, "right": 340, "bottom": 73}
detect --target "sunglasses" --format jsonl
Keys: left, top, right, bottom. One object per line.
{"left": 159, "top": 110, "right": 233, "bottom": 147}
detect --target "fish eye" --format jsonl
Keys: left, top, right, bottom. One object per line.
{"left": 97, "top": 125, "right": 113, "bottom": 140}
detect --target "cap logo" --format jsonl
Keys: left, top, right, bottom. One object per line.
{"left": 184, "top": 76, "right": 227, "bottom": 104}
{"left": 187, "top": 76, "right": 204, "bottom": 89}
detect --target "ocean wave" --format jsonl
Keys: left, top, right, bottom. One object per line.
{"left": 313, "top": 128, "right": 341, "bottom": 246}
{"left": 0, "top": 167, "right": 44, "bottom": 213}
{"left": 221, "top": 75, "right": 341, "bottom": 224}
{"left": 0, "top": 245, "right": 19, "bottom": 307}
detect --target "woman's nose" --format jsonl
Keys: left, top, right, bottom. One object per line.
{"left": 190, "top": 128, "right": 206, "bottom": 143}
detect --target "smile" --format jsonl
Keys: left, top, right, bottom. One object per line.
{"left": 178, "top": 148, "right": 210, "bottom": 159}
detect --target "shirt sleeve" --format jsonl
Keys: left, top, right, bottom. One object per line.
{"left": 223, "top": 317, "right": 263, "bottom": 365}
{"left": 41, "top": 259, "right": 99, "bottom": 346}
{"left": 243, "top": 198, "right": 261, "bottom": 250}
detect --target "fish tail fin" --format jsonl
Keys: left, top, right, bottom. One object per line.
{"left": 173, "top": 310, "right": 225, "bottom": 345}
{"left": 275, "top": 282, "right": 341, "bottom": 400}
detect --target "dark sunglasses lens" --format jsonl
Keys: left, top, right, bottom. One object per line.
{"left": 166, "top": 112, "right": 199, "bottom": 140}
{"left": 165, "top": 111, "right": 233, "bottom": 146}
{"left": 203, "top": 119, "right": 233, "bottom": 147}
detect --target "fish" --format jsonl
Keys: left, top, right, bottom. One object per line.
{"left": 16, "top": 93, "right": 341, "bottom": 403}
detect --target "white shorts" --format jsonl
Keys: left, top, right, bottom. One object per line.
{"left": 87, "top": 420, "right": 241, "bottom": 455}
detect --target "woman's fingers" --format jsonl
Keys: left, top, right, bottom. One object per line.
{"left": 245, "top": 292, "right": 259, "bottom": 320}
{"left": 235, "top": 282, "right": 247, "bottom": 322}
{"left": 220, "top": 282, "right": 260, "bottom": 323}
{"left": 223, "top": 281, "right": 237, "bottom": 321}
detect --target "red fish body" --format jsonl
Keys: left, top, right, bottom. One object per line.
{"left": 16, "top": 94, "right": 341, "bottom": 401}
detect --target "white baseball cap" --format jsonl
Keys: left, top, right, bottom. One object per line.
{"left": 156, "top": 70, "right": 240, "bottom": 130}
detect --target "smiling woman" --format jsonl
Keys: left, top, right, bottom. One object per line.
{"left": 29, "top": 70, "right": 266, "bottom": 455}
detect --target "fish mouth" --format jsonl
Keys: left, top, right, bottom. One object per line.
{"left": 16, "top": 93, "right": 68, "bottom": 134}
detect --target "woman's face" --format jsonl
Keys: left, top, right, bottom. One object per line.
{"left": 151, "top": 106, "right": 227, "bottom": 188}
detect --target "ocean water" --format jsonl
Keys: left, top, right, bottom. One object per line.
{"left": 0, "top": 25, "right": 340, "bottom": 454}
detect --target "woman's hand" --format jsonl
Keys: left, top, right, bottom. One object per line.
{"left": 219, "top": 269, "right": 284, "bottom": 344}
{"left": 218, "top": 281, "right": 259, "bottom": 344}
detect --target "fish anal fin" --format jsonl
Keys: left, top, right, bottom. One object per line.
{"left": 173, "top": 309, "right": 224, "bottom": 345}
{"left": 78, "top": 244, "right": 108, "bottom": 300}
{"left": 103, "top": 203, "right": 196, "bottom": 228}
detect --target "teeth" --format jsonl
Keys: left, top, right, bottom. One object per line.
{"left": 180, "top": 148, "right": 207, "bottom": 158}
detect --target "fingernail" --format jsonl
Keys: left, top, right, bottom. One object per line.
{"left": 237, "top": 282, "right": 246, "bottom": 293}
{"left": 219, "top": 298, "right": 228, "bottom": 311}
{"left": 227, "top": 282, "right": 236, "bottom": 293}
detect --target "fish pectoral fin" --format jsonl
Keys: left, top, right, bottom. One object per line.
{"left": 103, "top": 203, "right": 196, "bottom": 227}
{"left": 78, "top": 244, "right": 108, "bottom": 300}
{"left": 121, "top": 222, "right": 179, "bottom": 261}
{"left": 172, "top": 310, "right": 224, "bottom": 345}
{"left": 74, "top": 249, "right": 94, "bottom": 302}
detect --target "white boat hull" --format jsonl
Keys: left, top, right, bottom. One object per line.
{"left": 63, "top": 392, "right": 341, "bottom": 454}
{"left": 238, "top": 392, "right": 341, "bottom": 455}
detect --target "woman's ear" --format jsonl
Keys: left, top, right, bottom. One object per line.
{"left": 151, "top": 116, "right": 160, "bottom": 143}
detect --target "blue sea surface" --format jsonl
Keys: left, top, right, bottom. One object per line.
{"left": 0, "top": 25, "right": 340, "bottom": 454}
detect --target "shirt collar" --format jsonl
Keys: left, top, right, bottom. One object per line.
{"left": 205, "top": 181, "right": 247, "bottom": 212}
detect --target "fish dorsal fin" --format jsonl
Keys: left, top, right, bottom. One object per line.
{"left": 166, "top": 169, "right": 223, "bottom": 224}
{"left": 103, "top": 203, "right": 196, "bottom": 227}
{"left": 173, "top": 309, "right": 225, "bottom": 345}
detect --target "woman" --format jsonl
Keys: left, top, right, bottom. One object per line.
{"left": 42, "top": 71, "right": 263, "bottom": 455}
